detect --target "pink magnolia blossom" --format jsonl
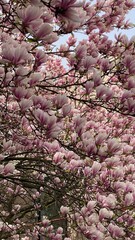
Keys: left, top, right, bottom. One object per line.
{"left": 34, "top": 49, "right": 47, "bottom": 67}
{"left": 34, "top": 23, "right": 53, "bottom": 40}
{"left": 53, "top": 0, "right": 86, "bottom": 25}
{"left": 13, "top": 87, "right": 28, "bottom": 100}
{"left": 0, "top": 154, "right": 5, "bottom": 161}
{"left": 29, "top": 73, "right": 42, "bottom": 86}
{"left": 84, "top": 139, "right": 97, "bottom": 155}
{"left": 91, "top": 161, "right": 101, "bottom": 175}
{"left": 82, "top": 56, "right": 97, "bottom": 71}
{"left": 54, "top": 233, "right": 62, "bottom": 240}
{"left": 3, "top": 140, "right": 12, "bottom": 150}
{"left": 34, "top": 109, "right": 49, "bottom": 125}
{"left": 53, "top": 94, "right": 68, "bottom": 108}
{"left": 107, "top": 139, "right": 121, "bottom": 153}
{"left": 84, "top": 81, "right": 94, "bottom": 94}
{"left": 53, "top": 152, "right": 65, "bottom": 164}
{"left": 95, "top": 133, "right": 107, "bottom": 145}
{"left": 19, "top": 98, "right": 33, "bottom": 112}
{"left": 2, "top": 44, "right": 31, "bottom": 65}
{"left": 83, "top": 166, "right": 91, "bottom": 177}
{"left": 16, "top": 67, "right": 29, "bottom": 76}
{"left": 123, "top": 55, "right": 135, "bottom": 74}
{"left": 69, "top": 159, "right": 83, "bottom": 170}
{"left": 42, "top": 32, "right": 58, "bottom": 44}
{"left": 96, "top": 85, "right": 113, "bottom": 101}
{"left": 67, "top": 35, "right": 76, "bottom": 46}
{"left": 4, "top": 163, "right": 15, "bottom": 175}
{"left": 0, "top": 165, "right": 4, "bottom": 173}
{"left": 127, "top": 76, "right": 135, "bottom": 89}
{"left": 108, "top": 223, "right": 125, "bottom": 238}
{"left": 0, "top": 0, "right": 135, "bottom": 239}
{"left": 87, "top": 201, "right": 96, "bottom": 211}
{"left": 17, "top": 5, "right": 42, "bottom": 25}
{"left": 42, "top": 219, "right": 50, "bottom": 227}
{"left": 0, "top": 66, "right": 4, "bottom": 76}
{"left": 124, "top": 193, "right": 134, "bottom": 206}
{"left": 62, "top": 104, "right": 71, "bottom": 117}
{"left": 75, "top": 44, "right": 87, "bottom": 59}
{"left": 99, "top": 208, "right": 113, "bottom": 220}
{"left": 60, "top": 206, "right": 69, "bottom": 215}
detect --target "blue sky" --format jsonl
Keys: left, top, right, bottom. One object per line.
{"left": 55, "top": 3, "right": 135, "bottom": 49}
{"left": 54, "top": 1, "right": 135, "bottom": 69}
{"left": 107, "top": 8, "right": 135, "bottom": 40}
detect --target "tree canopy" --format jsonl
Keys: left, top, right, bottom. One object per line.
{"left": 0, "top": 0, "right": 135, "bottom": 239}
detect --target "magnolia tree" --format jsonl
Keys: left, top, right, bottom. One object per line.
{"left": 0, "top": 0, "right": 135, "bottom": 239}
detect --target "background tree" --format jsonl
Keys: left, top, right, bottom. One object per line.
{"left": 0, "top": 0, "right": 135, "bottom": 239}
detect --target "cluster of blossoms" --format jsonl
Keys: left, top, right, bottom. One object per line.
{"left": 0, "top": 0, "right": 135, "bottom": 239}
